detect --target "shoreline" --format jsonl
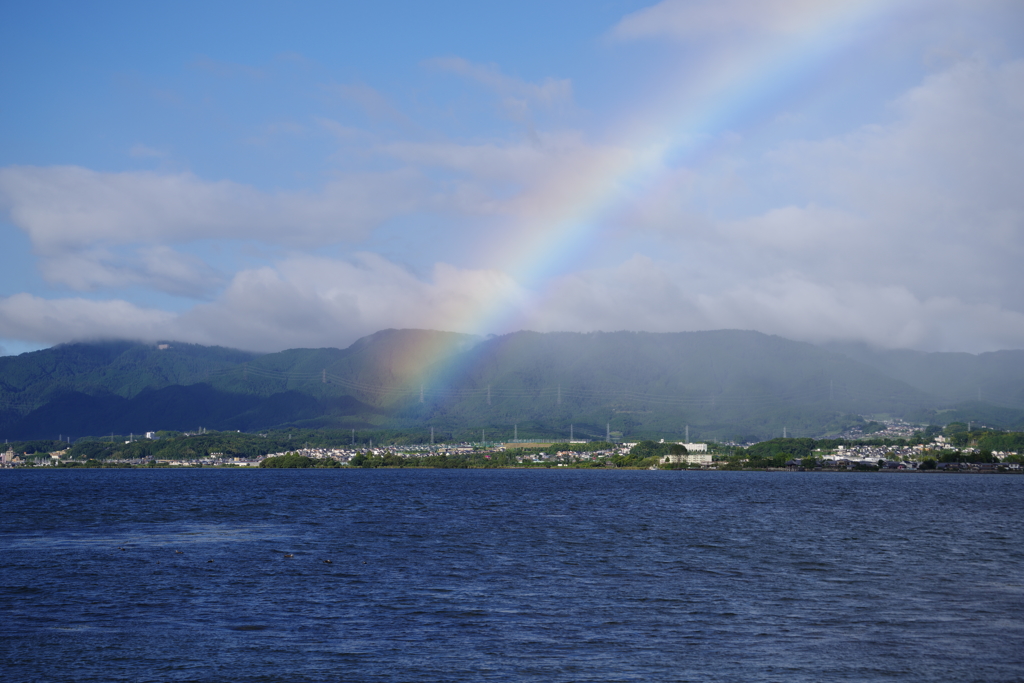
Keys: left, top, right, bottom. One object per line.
{"left": 4, "top": 465, "right": 1021, "bottom": 474}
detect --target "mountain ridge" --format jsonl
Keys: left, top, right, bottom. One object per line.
{"left": 2, "top": 329, "right": 1022, "bottom": 441}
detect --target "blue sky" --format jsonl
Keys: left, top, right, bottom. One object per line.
{"left": 2, "top": 0, "right": 1023, "bottom": 355}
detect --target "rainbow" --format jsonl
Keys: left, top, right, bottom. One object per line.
{"left": 400, "top": 0, "right": 896, "bottom": 395}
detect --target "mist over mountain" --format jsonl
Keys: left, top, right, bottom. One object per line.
{"left": 2, "top": 329, "right": 1022, "bottom": 442}
{"left": 821, "top": 341, "right": 1024, "bottom": 409}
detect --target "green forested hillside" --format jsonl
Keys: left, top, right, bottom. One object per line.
{"left": 2, "top": 329, "right": 1023, "bottom": 441}
{"left": 0, "top": 340, "right": 258, "bottom": 406}
{"left": 402, "top": 330, "right": 939, "bottom": 442}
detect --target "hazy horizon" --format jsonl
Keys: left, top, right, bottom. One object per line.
{"left": 3, "top": 0, "right": 1023, "bottom": 357}
{"left": 5, "top": 326, "right": 1024, "bottom": 360}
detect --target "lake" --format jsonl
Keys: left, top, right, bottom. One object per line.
{"left": 2, "top": 469, "right": 1022, "bottom": 682}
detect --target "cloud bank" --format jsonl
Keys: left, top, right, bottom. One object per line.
{"left": 1, "top": 4, "right": 1022, "bottom": 355}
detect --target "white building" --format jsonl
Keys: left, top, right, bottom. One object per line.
{"left": 662, "top": 443, "right": 712, "bottom": 466}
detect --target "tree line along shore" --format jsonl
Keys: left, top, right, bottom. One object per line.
{"left": 3, "top": 422, "right": 1022, "bottom": 471}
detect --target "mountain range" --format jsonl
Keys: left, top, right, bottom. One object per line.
{"left": 2, "top": 329, "right": 1023, "bottom": 442}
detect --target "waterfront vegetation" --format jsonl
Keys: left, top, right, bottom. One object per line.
{"left": 3, "top": 424, "right": 1022, "bottom": 470}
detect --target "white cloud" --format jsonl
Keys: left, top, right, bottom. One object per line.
{"left": 749, "top": 58, "right": 1024, "bottom": 301}
{"left": 605, "top": 57, "right": 1024, "bottom": 320}
{"left": 0, "top": 133, "right": 635, "bottom": 301}
{"left": 0, "top": 294, "right": 176, "bottom": 346}
{"left": 178, "top": 254, "right": 527, "bottom": 350}
{"left": 3, "top": 246, "right": 1024, "bottom": 353}
{"left": 0, "top": 255, "right": 527, "bottom": 352}
{"left": 39, "top": 246, "right": 224, "bottom": 298}
{"left": 2, "top": 45, "right": 1022, "bottom": 355}
{"left": 519, "top": 256, "right": 1024, "bottom": 353}
{"left": 0, "top": 165, "right": 432, "bottom": 296}
{"left": 0, "top": 165, "right": 427, "bottom": 254}
{"left": 770, "top": 58, "right": 1024, "bottom": 207}
{"left": 722, "top": 205, "right": 864, "bottom": 252}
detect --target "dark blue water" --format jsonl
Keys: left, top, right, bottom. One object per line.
{"left": 2, "top": 469, "right": 1022, "bottom": 682}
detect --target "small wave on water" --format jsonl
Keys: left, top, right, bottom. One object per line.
{"left": 3, "top": 521, "right": 290, "bottom": 553}
{"left": 1, "top": 468, "right": 1023, "bottom": 682}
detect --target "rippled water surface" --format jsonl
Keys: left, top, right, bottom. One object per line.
{"left": 2, "top": 469, "right": 1022, "bottom": 682}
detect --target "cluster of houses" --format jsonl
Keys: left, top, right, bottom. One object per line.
{"left": 812, "top": 440, "right": 1019, "bottom": 466}
{"left": 156, "top": 443, "right": 509, "bottom": 467}
{"left": 519, "top": 445, "right": 631, "bottom": 464}
{"left": 786, "top": 458, "right": 1020, "bottom": 472}
{"left": 836, "top": 419, "right": 921, "bottom": 440}
{"left": 1, "top": 447, "right": 69, "bottom": 467}
{"left": 2, "top": 430, "right": 1021, "bottom": 470}
{"left": 143, "top": 442, "right": 645, "bottom": 467}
